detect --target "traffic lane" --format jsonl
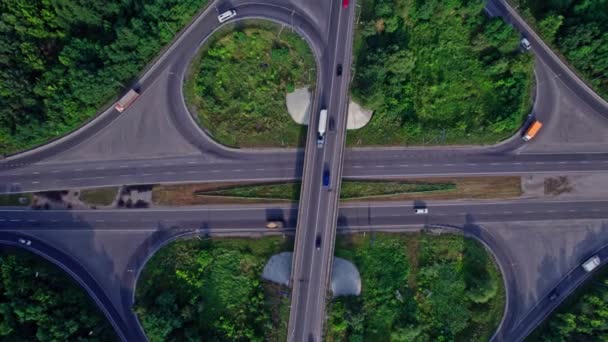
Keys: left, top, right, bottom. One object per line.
{"left": 296, "top": 0, "right": 356, "bottom": 337}
{"left": 1, "top": 200, "right": 608, "bottom": 233}
{"left": 340, "top": 200, "right": 608, "bottom": 224}
{"left": 506, "top": 244, "right": 608, "bottom": 342}
{"left": 4, "top": 151, "right": 608, "bottom": 194}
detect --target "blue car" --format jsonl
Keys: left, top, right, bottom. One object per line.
{"left": 323, "top": 169, "right": 330, "bottom": 187}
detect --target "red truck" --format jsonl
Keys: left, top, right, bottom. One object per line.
{"left": 115, "top": 89, "right": 140, "bottom": 112}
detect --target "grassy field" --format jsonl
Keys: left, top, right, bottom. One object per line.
{"left": 151, "top": 177, "right": 521, "bottom": 205}
{"left": 79, "top": 187, "right": 118, "bottom": 206}
{"left": 328, "top": 233, "right": 505, "bottom": 341}
{"left": 185, "top": 21, "right": 315, "bottom": 148}
{"left": 134, "top": 237, "right": 292, "bottom": 342}
{"left": 0, "top": 193, "right": 32, "bottom": 206}
{"left": 347, "top": 0, "right": 534, "bottom": 146}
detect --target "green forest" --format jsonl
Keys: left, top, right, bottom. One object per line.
{"left": 188, "top": 22, "right": 315, "bottom": 148}
{"left": 327, "top": 233, "right": 505, "bottom": 341}
{"left": 348, "top": 0, "right": 534, "bottom": 145}
{"left": 513, "top": 0, "right": 608, "bottom": 100}
{"left": 0, "top": 0, "right": 208, "bottom": 154}
{"left": 0, "top": 249, "right": 115, "bottom": 340}
{"left": 530, "top": 266, "right": 608, "bottom": 341}
{"left": 135, "top": 237, "right": 292, "bottom": 342}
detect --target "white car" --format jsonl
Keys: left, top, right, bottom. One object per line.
{"left": 521, "top": 38, "right": 532, "bottom": 50}
{"left": 18, "top": 238, "right": 31, "bottom": 246}
{"left": 414, "top": 208, "right": 428, "bottom": 214}
{"left": 217, "top": 9, "right": 237, "bottom": 23}
{"left": 582, "top": 255, "right": 601, "bottom": 272}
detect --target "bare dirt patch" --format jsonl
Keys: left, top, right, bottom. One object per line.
{"left": 544, "top": 176, "right": 573, "bottom": 196}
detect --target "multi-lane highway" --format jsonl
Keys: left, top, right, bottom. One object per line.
{"left": 288, "top": 0, "right": 355, "bottom": 340}
{"left": 2, "top": 199, "right": 608, "bottom": 341}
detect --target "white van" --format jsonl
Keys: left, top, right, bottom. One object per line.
{"left": 218, "top": 9, "right": 237, "bottom": 23}
{"left": 582, "top": 255, "right": 601, "bottom": 272}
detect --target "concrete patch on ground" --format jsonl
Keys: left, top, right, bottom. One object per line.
{"left": 262, "top": 252, "right": 361, "bottom": 297}
{"left": 286, "top": 87, "right": 311, "bottom": 125}
{"left": 262, "top": 252, "right": 292, "bottom": 286}
{"left": 347, "top": 101, "right": 373, "bottom": 130}
{"left": 331, "top": 257, "right": 362, "bottom": 297}
{"left": 522, "top": 173, "right": 608, "bottom": 200}
{"left": 485, "top": 220, "right": 608, "bottom": 318}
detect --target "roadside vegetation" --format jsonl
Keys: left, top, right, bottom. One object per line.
{"left": 327, "top": 233, "right": 505, "bottom": 341}
{"left": 150, "top": 177, "right": 520, "bottom": 204}
{"left": 0, "top": 193, "right": 32, "bottom": 206}
{"left": 0, "top": 0, "right": 209, "bottom": 155}
{"left": 79, "top": 187, "right": 118, "bottom": 206}
{"left": 348, "top": 0, "right": 534, "bottom": 146}
{"left": 186, "top": 21, "right": 315, "bottom": 148}
{"left": 529, "top": 265, "right": 608, "bottom": 341}
{"left": 134, "top": 237, "right": 292, "bottom": 342}
{"left": 0, "top": 249, "right": 116, "bottom": 340}
{"left": 512, "top": 0, "right": 608, "bottom": 100}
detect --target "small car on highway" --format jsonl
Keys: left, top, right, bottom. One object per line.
{"left": 414, "top": 207, "right": 428, "bottom": 214}
{"left": 218, "top": 9, "right": 237, "bottom": 23}
{"left": 315, "top": 235, "right": 322, "bottom": 250}
{"left": 548, "top": 288, "right": 560, "bottom": 301}
{"left": 521, "top": 38, "right": 531, "bottom": 51}
{"left": 343, "top": 0, "right": 349, "bottom": 8}
{"left": 323, "top": 169, "right": 330, "bottom": 188}
{"left": 336, "top": 64, "right": 343, "bottom": 76}
{"left": 266, "top": 221, "right": 284, "bottom": 229}
{"left": 18, "top": 238, "right": 31, "bottom": 246}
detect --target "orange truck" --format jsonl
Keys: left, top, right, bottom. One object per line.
{"left": 522, "top": 120, "right": 542, "bottom": 141}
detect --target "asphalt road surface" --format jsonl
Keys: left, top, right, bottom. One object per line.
{"left": 287, "top": 0, "right": 356, "bottom": 340}
{"left": 2, "top": 199, "right": 608, "bottom": 341}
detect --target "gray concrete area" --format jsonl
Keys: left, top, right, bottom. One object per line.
{"left": 517, "top": 59, "right": 608, "bottom": 154}
{"left": 25, "top": 228, "right": 155, "bottom": 326}
{"left": 51, "top": 70, "right": 201, "bottom": 162}
{"left": 485, "top": 219, "right": 608, "bottom": 324}
{"left": 522, "top": 173, "right": 608, "bottom": 200}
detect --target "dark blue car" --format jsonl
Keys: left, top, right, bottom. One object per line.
{"left": 323, "top": 169, "right": 330, "bottom": 187}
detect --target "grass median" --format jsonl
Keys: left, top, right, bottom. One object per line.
{"left": 151, "top": 177, "right": 522, "bottom": 205}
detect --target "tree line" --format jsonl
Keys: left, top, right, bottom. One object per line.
{"left": 513, "top": 0, "right": 608, "bottom": 100}
{"left": 0, "top": 249, "right": 115, "bottom": 340}
{"left": 0, "top": 0, "right": 207, "bottom": 154}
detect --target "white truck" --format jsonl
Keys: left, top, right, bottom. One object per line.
{"left": 317, "top": 109, "right": 328, "bottom": 148}
{"left": 582, "top": 255, "right": 601, "bottom": 272}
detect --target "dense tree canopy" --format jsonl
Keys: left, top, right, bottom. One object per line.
{"left": 514, "top": 0, "right": 608, "bottom": 100}
{"left": 531, "top": 267, "right": 608, "bottom": 341}
{"left": 0, "top": 0, "right": 208, "bottom": 154}
{"left": 188, "top": 23, "right": 315, "bottom": 148}
{"left": 0, "top": 249, "right": 115, "bottom": 340}
{"left": 135, "top": 238, "right": 291, "bottom": 341}
{"left": 327, "top": 234, "right": 504, "bottom": 341}
{"left": 348, "top": 0, "right": 534, "bottom": 145}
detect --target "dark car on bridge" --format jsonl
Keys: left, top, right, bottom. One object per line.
{"left": 315, "top": 235, "right": 321, "bottom": 250}
{"left": 323, "top": 169, "right": 330, "bottom": 188}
